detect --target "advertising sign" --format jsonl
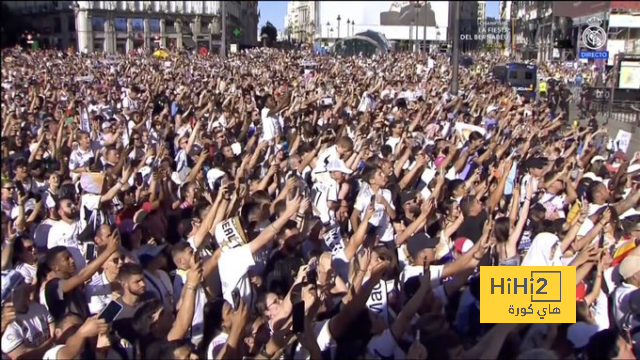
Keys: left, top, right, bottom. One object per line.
{"left": 552, "top": 1, "right": 610, "bottom": 18}
{"left": 480, "top": 266, "right": 576, "bottom": 324}
{"left": 318, "top": 1, "right": 449, "bottom": 41}
{"left": 619, "top": 60, "right": 640, "bottom": 90}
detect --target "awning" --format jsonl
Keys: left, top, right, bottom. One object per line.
{"left": 182, "top": 37, "right": 196, "bottom": 48}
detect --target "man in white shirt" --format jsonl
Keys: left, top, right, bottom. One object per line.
{"left": 68, "top": 132, "right": 94, "bottom": 183}
{"left": 612, "top": 255, "right": 640, "bottom": 329}
{"left": 47, "top": 197, "right": 86, "bottom": 272}
{"left": 312, "top": 159, "right": 352, "bottom": 224}
{"left": 171, "top": 242, "right": 207, "bottom": 346}
{"left": 312, "top": 136, "right": 354, "bottom": 181}
{"left": 217, "top": 196, "right": 302, "bottom": 311}
{"left": 352, "top": 167, "right": 396, "bottom": 245}
{"left": 1, "top": 279, "right": 55, "bottom": 359}
{"left": 260, "top": 93, "right": 290, "bottom": 142}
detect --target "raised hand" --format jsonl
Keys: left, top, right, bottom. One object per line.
{"left": 186, "top": 254, "right": 203, "bottom": 286}
{"left": 78, "top": 317, "right": 109, "bottom": 338}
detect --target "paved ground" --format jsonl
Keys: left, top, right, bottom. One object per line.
{"left": 568, "top": 102, "right": 640, "bottom": 155}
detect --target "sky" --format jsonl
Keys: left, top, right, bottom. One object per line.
{"left": 258, "top": 1, "right": 501, "bottom": 31}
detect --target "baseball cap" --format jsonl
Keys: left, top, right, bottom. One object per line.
{"left": 590, "top": 155, "right": 606, "bottom": 164}
{"left": 613, "top": 151, "right": 628, "bottom": 162}
{"left": 454, "top": 237, "right": 474, "bottom": 254}
{"left": 326, "top": 159, "right": 353, "bottom": 174}
{"left": 406, "top": 232, "right": 438, "bottom": 259}
{"left": 400, "top": 190, "right": 419, "bottom": 206}
{"left": 567, "top": 322, "right": 599, "bottom": 349}
{"left": 627, "top": 164, "right": 640, "bottom": 174}
{"left": 619, "top": 255, "right": 640, "bottom": 280}
{"left": 137, "top": 244, "right": 167, "bottom": 263}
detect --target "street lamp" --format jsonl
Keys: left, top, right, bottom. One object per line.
{"left": 330, "top": 27, "right": 334, "bottom": 41}
{"left": 346, "top": 19, "right": 351, "bottom": 37}
{"left": 326, "top": 21, "right": 330, "bottom": 40}
{"left": 337, "top": 15, "right": 341, "bottom": 38}
{"left": 351, "top": 21, "right": 354, "bottom": 36}
{"left": 413, "top": 2, "right": 422, "bottom": 53}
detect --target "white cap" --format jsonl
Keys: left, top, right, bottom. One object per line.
{"left": 206, "top": 168, "right": 226, "bottom": 189}
{"left": 620, "top": 208, "right": 640, "bottom": 219}
{"left": 567, "top": 322, "right": 599, "bottom": 349}
{"left": 326, "top": 159, "right": 353, "bottom": 175}
{"left": 582, "top": 172, "right": 603, "bottom": 182}
{"left": 590, "top": 155, "right": 606, "bottom": 164}
{"left": 627, "top": 164, "right": 640, "bottom": 174}
{"left": 486, "top": 105, "right": 499, "bottom": 113}
{"left": 421, "top": 168, "right": 437, "bottom": 185}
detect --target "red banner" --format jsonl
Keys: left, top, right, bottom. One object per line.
{"left": 610, "top": 1, "right": 640, "bottom": 10}
{"left": 553, "top": 1, "right": 609, "bottom": 17}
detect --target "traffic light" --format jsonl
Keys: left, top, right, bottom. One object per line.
{"left": 439, "top": 43, "right": 449, "bottom": 53}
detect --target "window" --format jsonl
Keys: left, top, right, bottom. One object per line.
{"left": 68, "top": 15, "right": 75, "bottom": 31}
{"left": 525, "top": 72, "right": 533, "bottom": 80}
{"left": 53, "top": 17, "right": 61, "bottom": 33}
{"left": 508, "top": 71, "right": 517, "bottom": 80}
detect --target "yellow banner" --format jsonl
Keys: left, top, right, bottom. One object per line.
{"left": 480, "top": 266, "right": 576, "bottom": 323}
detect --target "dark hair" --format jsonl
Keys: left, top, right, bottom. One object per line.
{"left": 132, "top": 299, "right": 164, "bottom": 358}
{"left": 44, "top": 246, "right": 69, "bottom": 269}
{"left": 170, "top": 241, "right": 192, "bottom": 259}
{"left": 447, "top": 179, "right": 466, "bottom": 198}
{"left": 156, "top": 340, "right": 194, "bottom": 360}
{"left": 424, "top": 331, "right": 463, "bottom": 360}
{"left": 197, "top": 299, "right": 227, "bottom": 358}
{"left": 117, "top": 262, "right": 144, "bottom": 282}
{"left": 587, "top": 329, "right": 623, "bottom": 360}
{"left": 494, "top": 217, "right": 510, "bottom": 243}
{"left": 54, "top": 312, "right": 83, "bottom": 329}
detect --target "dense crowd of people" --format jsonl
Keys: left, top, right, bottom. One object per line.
{"left": 0, "top": 46, "right": 639, "bottom": 360}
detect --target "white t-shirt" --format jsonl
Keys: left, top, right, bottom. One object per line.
{"left": 173, "top": 270, "right": 207, "bottom": 345}
{"left": 15, "top": 262, "right": 37, "bottom": 285}
{"left": 42, "top": 344, "right": 65, "bottom": 360}
{"left": 218, "top": 244, "right": 256, "bottom": 309}
{"left": 385, "top": 137, "right": 401, "bottom": 154}
{"left": 313, "top": 146, "right": 340, "bottom": 175}
{"left": 1, "top": 303, "right": 53, "bottom": 355}
{"left": 293, "top": 320, "right": 336, "bottom": 360}
{"left": 367, "top": 329, "right": 398, "bottom": 359}
{"left": 354, "top": 187, "right": 395, "bottom": 242}
{"left": 538, "top": 192, "right": 566, "bottom": 218}
{"left": 260, "top": 107, "right": 282, "bottom": 142}
{"left": 612, "top": 282, "right": 639, "bottom": 329}
{"left": 47, "top": 220, "right": 87, "bottom": 271}
{"left": 399, "top": 264, "right": 445, "bottom": 289}
{"left": 206, "top": 332, "right": 229, "bottom": 360}
{"left": 80, "top": 193, "right": 114, "bottom": 232}
{"left": 175, "top": 149, "right": 189, "bottom": 179}
{"left": 85, "top": 271, "right": 114, "bottom": 315}
{"left": 311, "top": 178, "right": 339, "bottom": 224}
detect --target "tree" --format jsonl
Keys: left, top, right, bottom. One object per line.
{"left": 260, "top": 21, "right": 278, "bottom": 46}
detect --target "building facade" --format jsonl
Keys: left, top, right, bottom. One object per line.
{"left": 506, "top": 1, "right": 640, "bottom": 62}
{"left": 478, "top": 1, "right": 486, "bottom": 23}
{"left": 284, "top": 1, "right": 319, "bottom": 43}
{"left": 4, "top": 1, "right": 258, "bottom": 53}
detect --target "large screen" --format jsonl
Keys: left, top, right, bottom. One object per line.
{"left": 619, "top": 60, "right": 640, "bottom": 90}
{"left": 318, "top": 1, "right": 449, "bottom": 41}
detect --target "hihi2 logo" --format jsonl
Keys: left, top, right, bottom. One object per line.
{"left": 480, "top": 266, "right": 576, "bottom": 323}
